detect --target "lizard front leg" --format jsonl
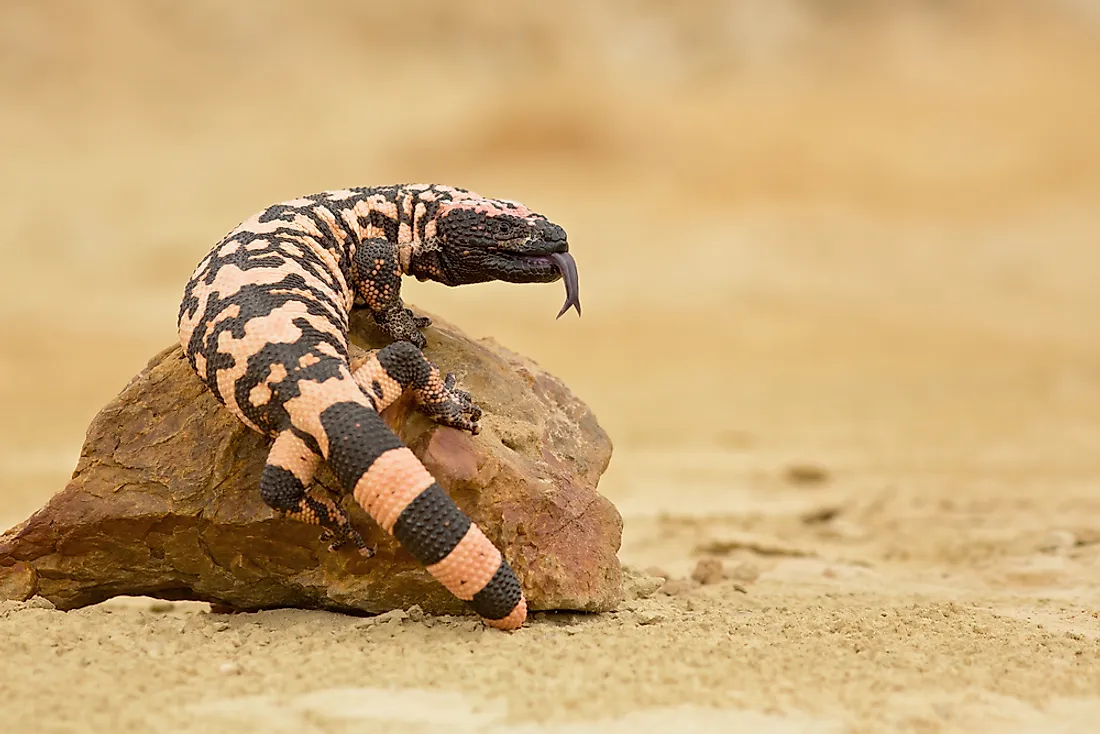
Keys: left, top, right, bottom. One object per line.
{"left": 353, "top": 341, "right": 482, "bottom": 435}
{"left": 353, "top": 238, "right": 431, "bottom": 348}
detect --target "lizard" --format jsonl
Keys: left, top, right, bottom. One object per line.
{"left": 177, "top": 183, "right": 580, "bottom": 630}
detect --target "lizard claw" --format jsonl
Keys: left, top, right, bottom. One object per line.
{"left": 320, "top": 521, "right": 372, "bottom": 556}
{"left": 421, "top": 372, "right": 482, "bottom": 434}
{"left": 443, "top": 373, "right": 478, "bottom": 413}
{"left": 408, "top": 309, "right": 432, "bottom": 329}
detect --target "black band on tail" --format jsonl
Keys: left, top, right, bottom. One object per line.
{"left": 392, "top": 483, "right": 472, "bottom": 566}
{"left": 319, "top": 401, "right": 404, "bottom": 489}
{"left": 470, "top": 559, "right": 523, "bottom": 620}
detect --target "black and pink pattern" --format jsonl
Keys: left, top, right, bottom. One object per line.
{"left": 177, "top": 184, "right": 579, "bottom": 629}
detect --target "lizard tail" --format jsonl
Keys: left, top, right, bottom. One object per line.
{"left": 316, "top": 395, "right": 527, "bottom": 630}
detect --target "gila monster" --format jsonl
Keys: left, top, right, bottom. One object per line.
{"left": 177, "top": 184, "right": 580, "bottom": 630}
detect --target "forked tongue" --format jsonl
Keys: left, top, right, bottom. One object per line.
{"left": 549, "top": 252, "right": 581, "bottom": 318}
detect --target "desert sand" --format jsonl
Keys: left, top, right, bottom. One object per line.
{"left": 1, "top": 2, "right": 1099, "bottom": 732}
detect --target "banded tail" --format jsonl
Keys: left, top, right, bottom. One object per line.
{"left": 324, "top": 401, "right": 526, "bottom": 629}
{"left": 260, "top": 348, "right": 527, "bottom": 630}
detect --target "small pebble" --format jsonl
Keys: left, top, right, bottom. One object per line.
{"left": 25, "top": 596, "right": 56, "bottom": 610}
{"left": 729, "top": 562, "right": 761, "bottom": 584}
{"left": 627, "top": 574, "right": 667, "bottom": 600}
{"left": 634, "top": 609, "right": 665, "bottom": 626}
{"left": 659, "top": 579, "right": 698, "bottom": 597}
{"left": 785, "top": 463, "right": 830, "bottom": 485}
{"left": 218, "top": 662, "right": 241, "bottom": 676}
{"left": 691, "top": 558, "right": 725, "bottom": 585}
{"left": 378, "top": 609, "right": 408, "bottom": 623}
{"left": 212, "top": 621, "right": 230, "bottom": 632}
{"left": 357, "top": 608, "right": 409, "bottom": 628}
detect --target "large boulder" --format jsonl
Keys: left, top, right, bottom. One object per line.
{"left": 0, "top": 310, "right": 621, "bottom": 616}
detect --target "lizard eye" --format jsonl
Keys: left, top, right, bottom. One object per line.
{"left": 492, "top": 219, "right": 514, "bottom": 236}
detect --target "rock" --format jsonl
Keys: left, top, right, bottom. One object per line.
{"left": 0, "top": 309, "right": 622, "bottom": 617}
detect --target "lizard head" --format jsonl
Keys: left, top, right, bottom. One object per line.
{"left": 412, "top": 197, "right": 581, "bottom": 318}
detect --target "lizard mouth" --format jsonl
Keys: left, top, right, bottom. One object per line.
{"left": 488, "top": 250, "right": 581, "bottom": 319}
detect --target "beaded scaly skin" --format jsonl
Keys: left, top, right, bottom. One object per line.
{"left": 178, "top": 184, "right": 580, "bottom": 629}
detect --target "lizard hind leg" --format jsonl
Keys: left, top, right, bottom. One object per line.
{"left": 259, "top": 429, "right": 373, "bottom": 556}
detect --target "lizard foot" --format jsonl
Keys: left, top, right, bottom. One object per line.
{"left": 320, "top": 526, "right": 376, "bottom": 557}
{"left": 279, "top": 488, "right": 373, "bottom": 556}
{"left": 417, "top": 371, "right": 483, "bottom": 435}
{"left": 376, "top": 307, "right": 430, "bottom": 349}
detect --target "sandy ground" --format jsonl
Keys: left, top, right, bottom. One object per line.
{"left": 2, "top": 2, "right": 1100, "bottom": 732}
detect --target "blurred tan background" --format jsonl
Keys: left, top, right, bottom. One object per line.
{"left": 3, "top": 2, "right": 1100, "bottom": 731}
{"left": 3, "top": 0, "right": 1100, "bottom": 542}
{"left": 3, "top": 0, "right": 1098, "bottom": 523}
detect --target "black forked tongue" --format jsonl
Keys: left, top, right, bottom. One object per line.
{"left": 549, "top": 252, "right": 581, "bottom": 318}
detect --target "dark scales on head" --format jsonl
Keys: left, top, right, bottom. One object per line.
{"left": 422, "top": 199, "right": 582, "bottom": 319}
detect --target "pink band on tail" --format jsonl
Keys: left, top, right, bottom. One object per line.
{"left": 484, "top": 598, "right": 527, "bottom": 630}
{"left": 352, "top": 447, "right": 434, "bottom": 531}
{"left": 426, "top": 525, "right": 503, "bottom": 601}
